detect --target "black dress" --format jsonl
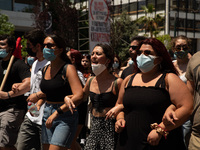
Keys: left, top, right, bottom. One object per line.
{"left": 116, "top": 73, "right": 186, "bottom": 150}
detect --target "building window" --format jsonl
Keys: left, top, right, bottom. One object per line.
{"left": 195, "top": 20, "right": 200, "bottom": 33}
{"left": 0, "top": 0, "right": 12, "bottom": 11}
{"left": 138, "top": 0, "right": 146, "bottom": 14}
{"left": 14, "top": 0, "right": 36, "bottom": 12}
{"left": 157, "top": 0, "right": 165, "bottom": 11}
{"left": 122, "top": 3, "right": 129, "bottom": 12}
{"left": 129, "top": 2, "right": 137, "bottom": 14}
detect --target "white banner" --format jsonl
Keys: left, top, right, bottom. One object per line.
{"left": 89, "top": 0, "right": 111, "bottom": 53}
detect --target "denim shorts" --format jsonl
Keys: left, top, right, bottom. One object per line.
{"left": 42, "top": 103, "right": 78, "bottom": 148}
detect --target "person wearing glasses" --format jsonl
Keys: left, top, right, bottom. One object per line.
{"left": 39, "top": 34, "right": 83, "bottom": 150}
{"left": 115, "top": 38, "right": 193, "bottom": 150}
{"left": 161, "top": 35, "right": 193, "bottom": 149}
{"left": 172, "top": 35, "right": 193, "bottom": 148}
{"left": 120, "top": 36, "right": 146, "bottom": 79}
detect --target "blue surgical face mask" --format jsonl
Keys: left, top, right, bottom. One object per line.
{"left": 27, "top": 57, "right": 35, "bottom": 66}
{"left": 112, "top": 62, "right": 119, "bottom": 69}
{"left": 136, "top": 54, "right": 158, "bottom": 73}
{"left": 0, "top": 49, "right": 8, "bottom": 58}
{"left": 174, "top": 50, "right": 188, "bottom": 59}
{"left": 128, "top": 59, "right": 134, "bottom": 65}
{"left": 43, "top": 48, "right": 56, "bottom": 61}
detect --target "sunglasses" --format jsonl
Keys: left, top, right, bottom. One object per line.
{"left": 129, "top": 45, "right": 138, "bottom": 50}
{"left": 43, "top": 43, "right": 56, "bottom": 49}
{"left": 137, "top": 50, "right": 152, "bottom": 56}
{"left": 82, "top": 53, "right": 90, "bottom": 57}
{"left": 175, "top": 44, "right": 188, "bottom": 51}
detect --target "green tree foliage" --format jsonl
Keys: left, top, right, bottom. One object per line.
{"left": 110, "top": 11, "right": 138, "bottom": 62}
{"left": 136, "top": 4, "right": 164, "bottom": 38}
{"left": 0, "top": 12, "right": 15, "bottom": 35}
{"left": 21, "top": 36, "right": 28, "bottom": 57}
{"left": 156, "top": 34, "right": 172, "bottom": 50}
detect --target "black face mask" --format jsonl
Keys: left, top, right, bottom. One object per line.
{"left": 26, "top": 48, "right": 36, "bottom": 57}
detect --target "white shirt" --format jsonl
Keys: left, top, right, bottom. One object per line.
{"left": 26, "top": 59, "right": 50, "bottom": 125}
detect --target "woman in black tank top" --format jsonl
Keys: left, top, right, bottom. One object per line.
{"left": 115, "top": 38, "right": 193, "bottom": 150}
{"left": 40, "top": 34, "right": 83, "bottom": 150}
{"left": 78, "top": 43, "right": 123, "bottom": 150}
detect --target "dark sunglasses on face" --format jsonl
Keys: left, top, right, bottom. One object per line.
{"left": 43, "top": 43, "right": 56, "bottom": 49}
{"left": 137, "top": 50, "right": 152, "bottom": 56}
{"left": 129, "top": 45, "right": 138, "bottom": 50}
{"left": 175, "top": 44, "right": 188, "bottom": 51}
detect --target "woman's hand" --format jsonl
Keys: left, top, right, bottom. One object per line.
{"left": 147, "top": 129, "right": 162, "bottom": 146}
{"left": 27, "top": 93, "right": 39, "bottom": 103}
{"left": 64, "top": 96, "right": 75, "bottom": 114}
{"left": 115, "top": 118, "right": 125, "bottom": 133}
{"left": 162, "top": 104, "right": 178, "bottom": 126}
{"left": 105, "top": 104, "right": 124, "bottom": 120}
{"left": 45, "top": 112, "right": 58, "bottom": 129}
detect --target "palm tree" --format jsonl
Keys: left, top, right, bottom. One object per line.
{"left": 136, "top": 4, "right": 164, "bottom": 38}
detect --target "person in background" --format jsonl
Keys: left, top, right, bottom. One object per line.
{"left": 27, "top": 56, "right": 36, "bottom": 68}
{"left": 112, "top": 54, "right": 122, "bottom": 78}
{"left": 67, "top": 49, "right": 87, "bottom": 150}
{"left": 67, "top": 49, "right": 85, "bottom": 85}
{"left": 120, "top": 36, "right": 147, "bottom": 79}
{"left": 115, "top": 38, "right": 193, "bottom": 150}
{"left": 0, "top": 34, "right": 31, "bottom": 150}
{"left": 81, "top": 53, "right": 92, "bottom": 82}
{"left": 40, "top": 34, "right": 83, "bottom": 150}
{"left": 81, "top": 43, "right": 123, "bottom": 150}
{"left": 171, "top": 35, "right": 192, "bottom": 148}
{"left": 162, "top": 40, "right": 200, "bottom": 150}
{"left": 80, "top": 53, "right": 92, "bottom": 147}
{"left": 16, "top": 29, "right": 49, "bottom": 150}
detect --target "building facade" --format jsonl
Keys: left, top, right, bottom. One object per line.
{"left": 109, "top": 0, "right": 200, "bottom": 53}
{"left": 0, "top": 0, "right": 36, "bottom": 37}
{"left": 0, "top": 0, "right": 199, "bottom": 52}
{"left": 76, "top": 0, "right": 200, "bottom": 53}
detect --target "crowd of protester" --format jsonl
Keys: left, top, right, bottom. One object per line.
{"left": 0, "top": 29, "right": 199, "bottom": 150}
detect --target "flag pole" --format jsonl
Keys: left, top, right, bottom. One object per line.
{"left": 0, "top": 55, "right": 15, "bottom": 91}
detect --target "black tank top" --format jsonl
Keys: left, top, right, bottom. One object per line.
{"left": 90, "top": 79, "right": 118, "bottom": 112}
{"left": 116, "top": 73, "right": 185, "bottom": 150}
{"left": 40, "top": 64, "right": 72, "bottom": 102}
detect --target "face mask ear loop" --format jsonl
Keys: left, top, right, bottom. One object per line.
{"left": 104, "top": 59, "right": 109, "bottom": 67}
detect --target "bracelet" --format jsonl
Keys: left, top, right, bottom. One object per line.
{"left": 117, "top": 118, "right": 124, "bottom": 121}
{"left": 57, "top": 107, "right": 64, "bottom": 115}
{"left": 7, "top": 92, "right": 11, "bottom": 99}
{"left": 151, "top": 123, "right": 169, "bottom": 139}
{"left": 35, "top": 93, "right": 40, "bottom": 99}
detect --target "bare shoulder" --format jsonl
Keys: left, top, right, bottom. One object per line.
{"left": 66, "top": 64, "right": 75, "bottom": 69}
{"left": 117, "top": 77, "right": 123, "bottom": 84}
{"left": 167, "top": 73, "right": 185, "bottom": 86}
{"left": 167, "top": 73, "right": 180, "bottom": 81}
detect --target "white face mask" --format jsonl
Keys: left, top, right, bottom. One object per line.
{"left": 92, "top": 64, "right": 107, "bottom": 76}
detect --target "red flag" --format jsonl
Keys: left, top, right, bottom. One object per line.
{"left": 13, "top": 37, "right": 22, "bottom": 59}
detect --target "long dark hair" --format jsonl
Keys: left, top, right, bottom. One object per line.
{"left": 47, "top": 34, "right": 71, "bottom": 64}
{"left": 136, "top": 38, "right": 178, "bottom": 75}
{"left": 95, "top": 43, "right": 114, "bottom": 70}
